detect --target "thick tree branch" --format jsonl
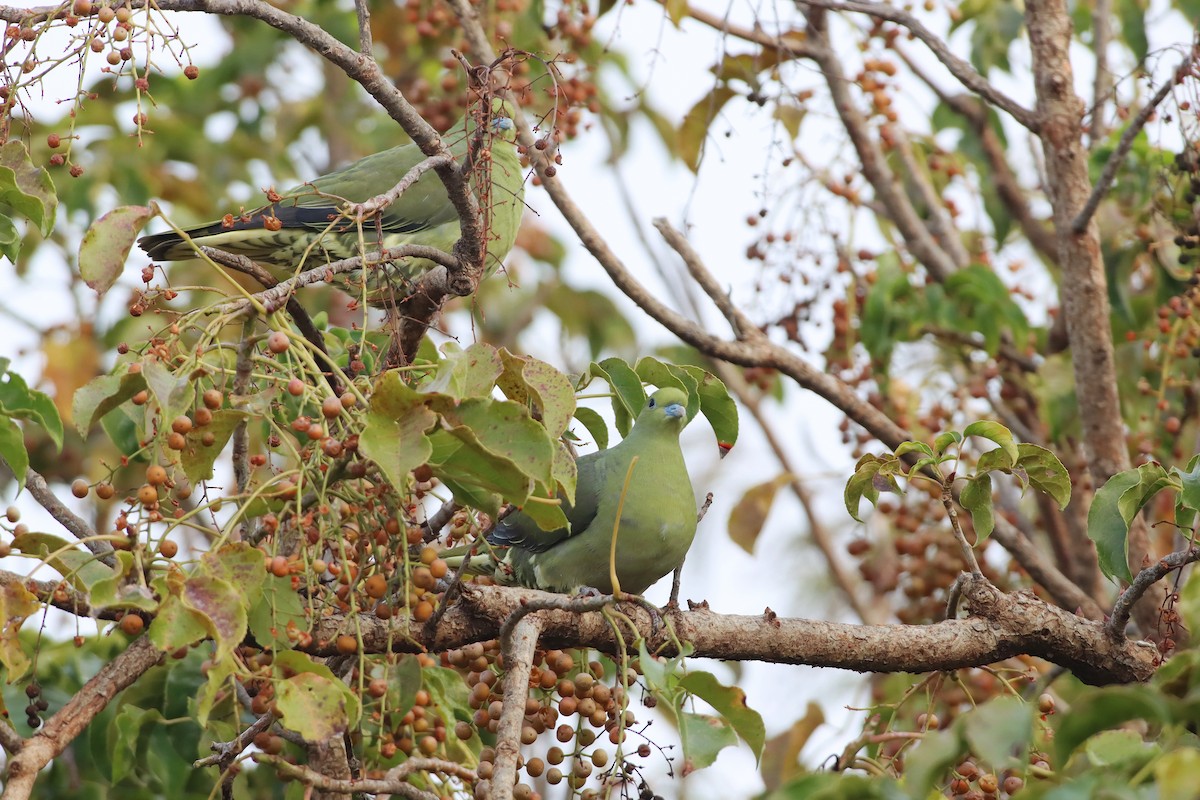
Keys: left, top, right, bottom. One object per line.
{"left": 1, "top": 636, "right": 162, "bottom": 800}
{"left": 304, "top": 581, "right": 1155, "bottom": 686}
{"left": 1089, "top": 0, "right": 1114, "bottom": 146}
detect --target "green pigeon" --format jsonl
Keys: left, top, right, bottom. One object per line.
{"left": 137, "top": 99, "right": 524, "bottom": 303}
{"left": 484, "top": 387, "right": 698, "bottom": 595}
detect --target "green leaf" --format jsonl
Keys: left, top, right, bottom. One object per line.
{"left": 961, "top": 696, "right": 1033, "bottom": 768}
{"left": 1053, "top": 686, "right": 1170, "bottom": 763}
{"left": 438, "top": 397, "right": 556, "bottom": 489}
{"left": 11, "top": 531, "right": 112, "bottom": 593}
{"left": 1172, "top": 454, "right": 1200, "bottom": 523}
{"left": 895, "top": 441, "right": 936, "bottom": 460}
{"left": 0, "top": 367, "right": 63, "bottom": 451}
{"left": 1083, "top": 728, "right": 1155, "bottom": 768}
{"left": 678, "top": 712, "right": 738, "bottom": 775}
{"left": 79, "top": 203, "right": 158, "bottom": 297}
{"left": 678, "top": 670, "right": 766, "bottom": 762}
{"left": 0, "top": 213, "right": 18, "bottom": 263}
{"left": 682, "top": 366, "right": 739, "bottom": 454}
{"left": 0, "top": 416, "right": 29, "bottom": 491}
{"left": 181, "top": 410, "right": 248, "bottom": 485}
{"left": 583, "top": 358, "right": 645, "bottom": 437}
{"left": 497, "top": 349, "right": 576, "bottom": 437}
{"left": 0, "top": 140, "right": 57, "bottom": 240}
{"left": 141, "top": 359, "right": 189, "bottom": 421}
{"left": 678, "top": 87, "right": 736, "bottom": 172}
{"left": 360, "top": 371, "right": 437, "bottom": 491}
{"left": 181, "top": 575, "right": 246, "bottom": 663}
{"left": 422, "top": 342, "right": 503, "bottom": 400}
{"left": 572, "top": 406, "right": 609, "bottom": 451}
{"left": 844, "top": 454, "right": 901, "bottom": 521}
{"left": 727, "top": 473, "right": 791, "bottom": 555}
{"left": 635, "top": 357, "right": 698, "bottom": 414}
{"left": 247, "top": 575, "right": 308, "bottom": 650}
{"left": 148, "top": 594, "right": 209, "bottom": 653}
{"left": 962, "top": 420, "right": 1018, "bottom": 468}
{"left": 85, "top": 550, "right": 161, "bottom": 612}
{"left": 902, "top": 727, "right": 965, "bottom": 799}
{"left": 272, "top": 651, "right": 360, "bottom": 740}
{"left": 1087, "top": 468, "right": 1142, "bottom": 584}
{"left": 70, "top": 371, "right": 148, "bottom": 437}
{"left": 1016, "top": 443, "right": 1071, "bottom": 509}
{"left": 960, "top": 473, "right": 995, "bottom": 540}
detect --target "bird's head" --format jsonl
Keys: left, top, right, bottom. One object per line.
{"left": 637, "top": 388, "right": 690, "bottom": 431}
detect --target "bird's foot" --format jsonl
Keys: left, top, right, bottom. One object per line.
{"left": 572, "top": 586, "right": 606, "bottom": 599}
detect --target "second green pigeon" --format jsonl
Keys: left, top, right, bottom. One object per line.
{"left": 138, "top": 99, "right": 524, "bottom": 303}
{"left": 483, "top": 387, "right": 699, "bottom": 595}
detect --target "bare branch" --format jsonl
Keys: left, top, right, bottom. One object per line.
{"left": 345, "top": 155, "right": 455, "bottom": 221}
{"left": 652, "top": 218, "right": 760, "bottom": 340}
{"left": 255, "top": 754, "right": 443, "bottom": 800}
{"left": 890, "top": 126, "right": 972, "bottom": 269}
{"left": 1107, "top": 546, "right": 1200, "bottom": 639}
{"left": 803, "top": 8, "right": 959, "bottom": 282}
{"left": 1089, "top": 0, "right": 1114, "bottom": 146}
{"left": 1, "top": 637, "right": 162, "bottom": 800}
{"left": 353, "top": 0, "right": 372, "bottom": 54}
{"left": 23, "top": 469, "right": 114, "bottom": 566}
{"left": 796, "top": 0, "right": 1041, "bottom": 131}
{"left": 1072, "top": 58, "right": 1193, "bottom": 233}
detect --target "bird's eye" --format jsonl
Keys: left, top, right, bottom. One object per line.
{"left": 648, "top": 398, "right": 657, "bottom": 408}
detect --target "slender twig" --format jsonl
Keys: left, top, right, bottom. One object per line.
{"left": 1072, "top": 57, "right": 1192, "bottom": 233}
{"left": 797, "top": 0, "right": 1040, "bottom": 131}
{"left": 942, "top": 484, "right": 983, "bottom": 577}
{"left": 23, "top": 469, "right": 114, "bottom": 566}
{"left": 652, "top": 219, "right": 759, "bottom": 340}
{"left": 803, "top": 7, "right": 959, "bottom": 282}
{"left": 194, "top": 711, "right": 274, "bottom": 768}
{"left": 353, "top": 0, "right": 372, "bottom": 54}
{"left": 1089, "top": 0, "right": 1113, "bottom": 146}
{"left": 254, "top": 754, "right": 458, "bottom": 800}
{"left": 201, "top": 247, "right": 338, "bottom": 394}
{"left": 1106, "top": 546, "right": 1200, "bottom": 639}
{"left": 421, "top": 500, "right": 460, "bottom": 540}
{"left": 945, "top": 572, "right": 965, "bottom": 620}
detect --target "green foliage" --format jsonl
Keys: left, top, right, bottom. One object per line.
{"left": 1087, "top": 458, "right": 1200, "bottom": 584}
{"left": 638, "top": 641, "right": 765, "bottom": 773}
{"left": 0, "top": 359, "right": 63, "bottom": 492}
{"left": 0, "top": 141, "right": 57, "bottom": 264}
{"left": 844, "top": 420, "right": 1069, "bottom": 542}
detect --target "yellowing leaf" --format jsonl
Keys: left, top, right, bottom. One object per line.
{"left": 728, "top": 473, "right": 791, "bottom": 554}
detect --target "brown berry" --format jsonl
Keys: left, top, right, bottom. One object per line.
{"left": 71, "top": 478, "right": 90, "bottom": 498}
{"left": 120, "top": 614, "right": 144, "bottom": 635}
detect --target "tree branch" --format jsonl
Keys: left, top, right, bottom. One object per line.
{"left": 22, "top": 469, "right": 114, "bottom": 566}
{"left": 303, "top": 582, "right": 1154, "bottom": 686}
{"left": 1107, "top": 546, "right": 1200, "bottom": 639}
{"left": 1072, "top": 57, "right": 1193, "bottom": 234}
{"left": 803, "top": 7, "right": 959, "bottom": 282}
{"left": 796, "top": 0, "right": 1040, "bottom": 132}
{"left": 490, "top": 613, "right": 542, "bottom": 800}
{"left": 1, "top": 636, "right": 162, "bottom": 800}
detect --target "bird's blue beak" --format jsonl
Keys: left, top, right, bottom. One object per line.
{"left": 663, "top": 403, "right": 686, "bottom": 419}
{"left": 492, "top": 117, "right": 515, "bottom": 132}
